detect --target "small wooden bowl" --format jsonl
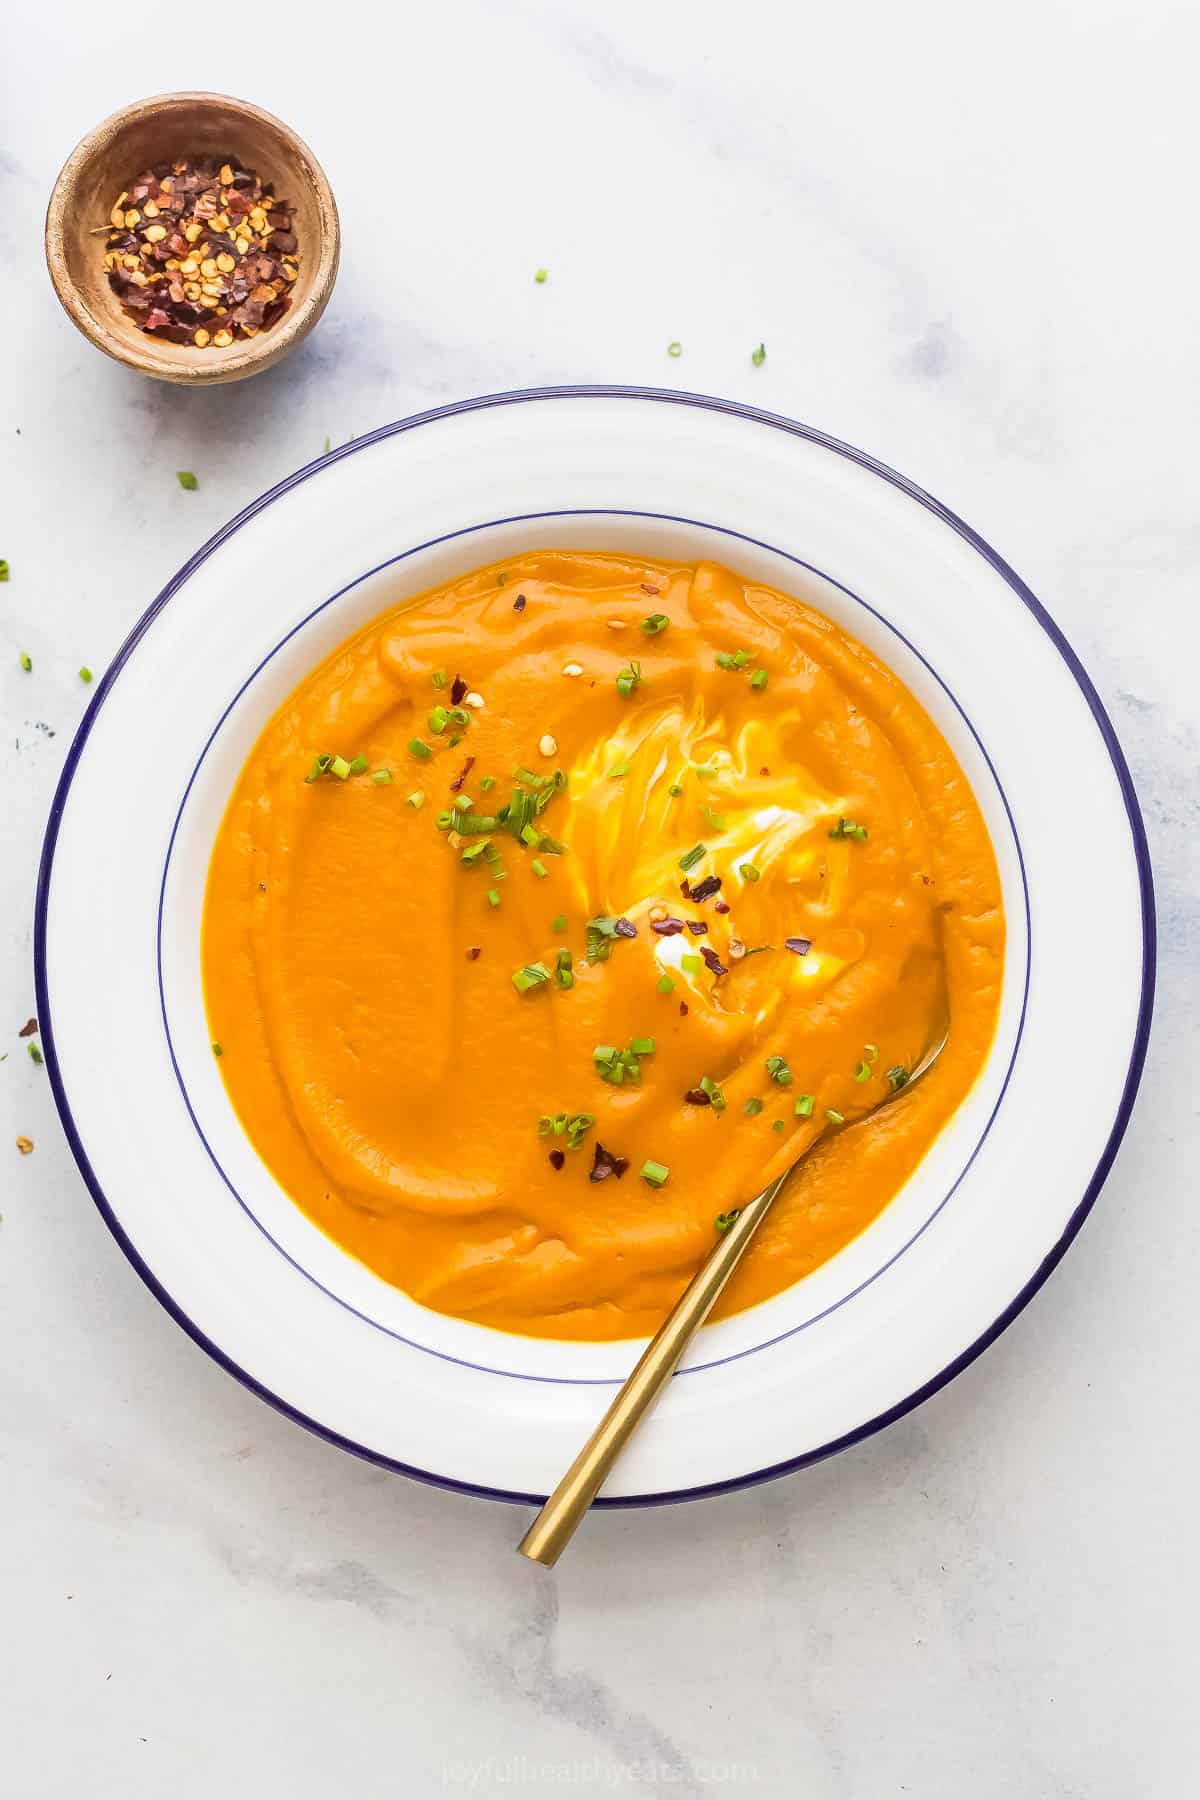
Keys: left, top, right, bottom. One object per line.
{"left": 45, "top": 92, "right": 339, "bottom": 386}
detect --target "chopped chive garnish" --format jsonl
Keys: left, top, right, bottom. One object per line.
{"left": 565, "top": 1111, "right": 593, "bottom": 1146}
{"left": 765, "top": 1055, "right": 793, "bottom": 1086}
{"left": 608, "top": 760, "right": 630, "bottom": 780}
{"left": 330, "top": 755, "right": 352, "bottom": 780}
{"left": 449, "top": 736, "right": 461, "bottom": 748}
{"left": 19, "top": 651, "right": 32, "bottom": 671}
{"left": 431, "top": 669, "right": 448, "bottom": 689}
{"left": 744, "top": 1097, "right": 764, "bottom": 1116}
{"left": 555, "top": 948, "right": 574, "bottom": 989}
{"left": 887, "top": 1065, "right": 911, "bottom": 1090}
{"left": 641, "top": 1159, "right": 670, "bottom": 1188}
{"left": 667, "top": 340, "right": 682, "bottom": 357}
{"left": 513, "top": 766, "right": 544, "bottom": 787}
{"left": 456, "top": 813, "right": 498, "bottom": 834}
{"left": 739, "top": 862, "right": 761, "bottom": 883}
{"left": 773, "top": 1119, "right": 785, "bottom": 1132}
{"left": 615, "top": 660, "right": 643, "bottom": 699}
{"left": 512, "top": 961, "right": 551, "bottom": 994}
{"left": 407, "top": 790, "right": 425, "bottom": 809}
{"left": 678, "top": 843, "right": 706, "bottom": 873}
{"left": 750, "top": 668, "right": 768, "bottom": 691}
{"left": 668, "top": 783, "right": 683, "bottom": 797}
{"left": 408, "top": 738, "right": 432, "bottom": 760}
{"left": 681, "top": 952, "right": 703, "bottom": 974}
{"left": 487, "top": 889, "right": 501, "bottom": 907}
{"left": 176, "top": 471, "right": 198, "bottom": 490}
{"left": 479, "top": 774, "right": 496, "bottom": 792}
{"left": 854, "top": 1059, "right": 872, "bottom": 1082}
{"left": 715, "top": 649, "right": 752, "bottom": 671}
{"left": 752, "top": 343, "right": 766, "bottom": 367}
{"left": 428, "top": 705, "right": 448, "bottom": 734}
{"left": 531, "top": 859, "right": 548, "bottom": 879}
{"left": 79, "top": 666, "right": 93, "bottom": 683}
{"left": 715, "top": 1209, "right": 741, "bottom": 1232}
{"left": 630, "top": 1036, "right": 655, "bottom": 1055}
{"left": 435, "top": 810, "right": 453, "bottom": 828}
{"left": 461, "top": 842, "right": 490, "bottom": 865}
{"left": 694, "top": 761, "right": 719, "bottom": 780}
{"left": 702, "top": 807, "right": 726, "bottom": 830}
{"left": 641, "top": 613, "right": 669, "bottom": 636}
{"left": 210, "top": 1042, "right": 222, "bottom": 1058}
{"left": 347, "top": 754, "right": 369, "bottom": 776}
{"left": 304, "top": 753, "right": 334, "bottom": 783}
{"left": 520, "top": 822, "right": 539, "bottom": 847}
{"left": 552, "top": 914, "right": 567, "bottom": 933}
{"left": 585, "top": 915, "right": 637, "bottom": 964}
{"left": 795, "top": 1094, "right": 815, "bottom": 1117}
{"left": 826, "top": 1108, "right": 845, "bottom": 1124}
{"left": 699, "top": 1074, "right": 726, "bottom": 1111}
{"left": 828, "top": 817, "right": 868, "bottom": 841}
{"left": 451, "top": 794, "right": 472, "bottom": 813}
{"left": 371, "top": 769, "right": 393, "bottom": 785}
{"left": 656, "top": 974, "right": 675, "bottom": 995}
{"left": 446, "top": 707, "right": 470, "bottom": 727}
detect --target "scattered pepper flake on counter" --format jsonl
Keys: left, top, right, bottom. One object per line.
{"left": 102, "top": 158, "right": 299, "bottom": 348}
{"left": 16, "top": 1136, "right": 34, "bottom": 1155}
{"left": 18, "top": 1018, "right": 38, "bottom": 1037}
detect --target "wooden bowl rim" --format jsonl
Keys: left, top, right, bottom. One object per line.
{"left": 44, "top": 90, "right": 340, "bottom": 385}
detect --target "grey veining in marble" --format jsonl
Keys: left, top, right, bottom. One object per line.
{"left": 2, "top": 3, "right": 1195, "bottom": 1794}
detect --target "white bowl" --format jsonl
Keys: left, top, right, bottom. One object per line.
{"left": 35, "top": 387, "right": 1154, "bottom": 1504}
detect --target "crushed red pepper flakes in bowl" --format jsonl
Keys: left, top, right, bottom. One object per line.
{"left": 102, "top": 158, "right": 299, "bottom": 348}
{"left": 589, "top": 1142, "right": 629, "bottom": 1183}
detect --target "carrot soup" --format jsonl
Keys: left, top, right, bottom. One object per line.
{"left": 203, "top": 553, "right": 1004, "bottom": 1341}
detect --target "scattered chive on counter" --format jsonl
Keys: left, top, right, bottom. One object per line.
{"left": 19, "top": 652, "right": 32, "bottom": 672}
{"left": 176, "top": 471, "right": 198, "bottom": 489}
{"left": 751, "top": 343, "right": 767, "bottom": 367}
{"left": 79, "top": 666, "right": 93, "bottom": 683}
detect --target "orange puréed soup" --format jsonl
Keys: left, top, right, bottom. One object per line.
{"left": 203, "top": 553, "right": 1004, "bottom": 1340}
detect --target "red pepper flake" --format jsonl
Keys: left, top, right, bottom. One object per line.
{"left": 650, "top": 917, "right": 686, "bottom": 937}
{"left": 18, "top": 1017, "right": 38, "bottom": 1038}
{"left": 466, "top": 945, "right": 482, "bottom": 960}
{"left": 548, "top": 1149, "right": 566, "bottom": 1170}
{"left": 589, "top": 1141, "right": 630, "bottom": 1182}
{"left": 784, "top": 936, "right": 812, "bottom": 955}
{"left": 680, "top": 878, "right": 692, "bottom": 899}
{"left": 449, "top": 755, "right": 476, "bottom": 793}
{"left": 101, "top": 157, "right": 299, "bottom": 349}
{"left": 700, "top": 945, "right": 728, "bottom": 978}
{"left": 513, "top": 594, "right": 527, "bottom": 612}
{"left": 684, "top": 1086, "right": 711, "bottom": 1106}
{"left": 715, "top": 899, "right": 730, "bottom": 915}
{"left": 679, "top": 1001, "right": 689, "bottom": 1017}
{"left": 759, "top": 766, "right": 771, "bottom": 777}
{"left": 450, "top": 674, "right": 468, "bottom": 706}
{"left": 640, "top": 583, "right": 661, "bottom": 596}
{"left": 686, "top": 920, "right": 708, "bottom": 936}
{"left": 689, "top": 874, "right": 722, "bottom": 904}
{"left": 613, "top": 918, "right": 638, "bottom": 940}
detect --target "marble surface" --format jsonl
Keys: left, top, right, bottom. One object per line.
{"left": 1, "top": 3, "right": 1195, "bottom": 1794}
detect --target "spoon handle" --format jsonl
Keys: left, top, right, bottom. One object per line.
{"left": 516, "top": 1169, "right": 790, "bottom": 1566}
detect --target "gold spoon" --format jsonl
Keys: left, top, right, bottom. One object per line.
{"left": 517, "top": 1023, "right": 948, "bottom": 1565}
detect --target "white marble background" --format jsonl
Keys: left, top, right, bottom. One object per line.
{"left": 2, "top": 2, "right": 1196, "bottom": 1794}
